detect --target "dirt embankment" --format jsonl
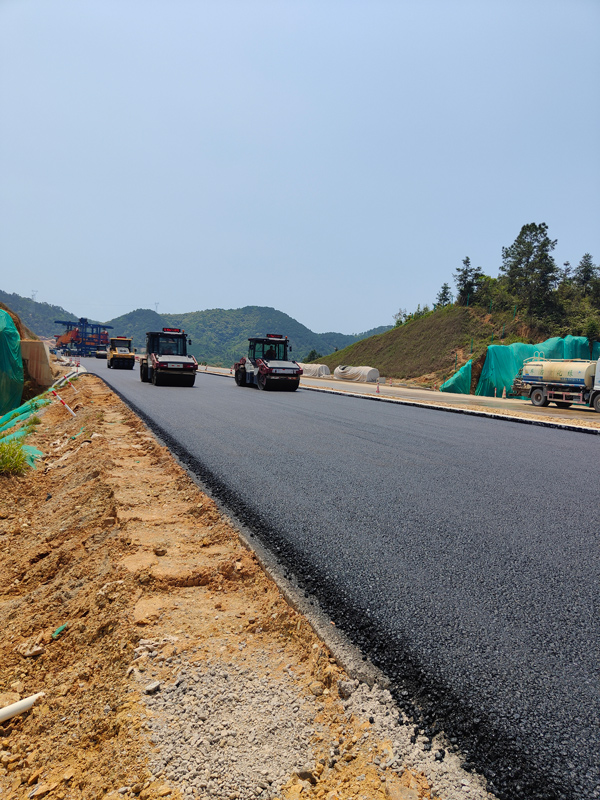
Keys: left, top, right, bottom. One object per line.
{"left": 0, "top": 376, "right": 494, "bottom": 800}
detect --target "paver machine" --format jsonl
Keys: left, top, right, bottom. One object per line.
{"left": 139, "top": 327, "right": 197, "bottom": 386}
{"left": 234, "top": 333, "right": 302, "bottom": 391}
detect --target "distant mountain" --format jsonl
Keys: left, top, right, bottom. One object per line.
{"left": 102, "top": 308, "right": 166, "bottom": 347}
{"left": 0, "top": 290, "right": 391, "bottom": 364}
{"left": 0, "top": 290, "right": 80, "bottom": 338}
{"left": 106, "top": 306, "right": 390, "bottom": 364}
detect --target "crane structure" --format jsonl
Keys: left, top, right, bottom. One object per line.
{"left": 54, "top": 318, "right": 113, "bottom": 356}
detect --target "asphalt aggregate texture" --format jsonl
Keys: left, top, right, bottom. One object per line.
{"left": 85, "top": 360, "right": 600, "bottom": 800}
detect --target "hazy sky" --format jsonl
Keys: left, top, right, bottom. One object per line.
{"left": 1, "top": 0, "right": 598, "bottom": 334}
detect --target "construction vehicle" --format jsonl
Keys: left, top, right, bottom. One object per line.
{"left": 54, "top": 318, "right": 113, "bottom": 356}
{"left": 107, "top": 336, "right": 135, "bottom": 369}
{"left": 512, "top": 357, "right": 600, "bottom": 411}
{"left": 234, "top": 333, "right": 302, "bottom": 391}
{"left": 139, "top": 328, "right": 197, "bottom": 387}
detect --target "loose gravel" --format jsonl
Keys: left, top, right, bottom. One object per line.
{"left": 137, "top": 638, "right": 495, "bottom": 800}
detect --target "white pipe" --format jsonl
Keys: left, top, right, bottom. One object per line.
{"left": 52, "top": 369, "right": 83, "bottom": 389}
{"left": 0, "top": 692, "right": 45, "bottom": 723}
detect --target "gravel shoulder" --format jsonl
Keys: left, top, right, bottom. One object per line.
{"left": 0, "top": 374, "right": 498, "bottom": 800}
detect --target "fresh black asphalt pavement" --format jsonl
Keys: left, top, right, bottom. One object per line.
{"left": 84, "top": 361, "right": 600, "bottom": 800}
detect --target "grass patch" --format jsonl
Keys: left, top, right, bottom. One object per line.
{"left": 0, "top": 440, "right": 28, "bottom": 475}
{"left": 319, "top": 306, "right": 548, "bottom": 385}
{"left": 23, "top": 415, "right": 42, "bottom": 432}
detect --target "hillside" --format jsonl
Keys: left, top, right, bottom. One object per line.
{"left": 159, "top": 307, "right": 389, "bottom": 365}
{"left": 0, "top": 290, "right": 390, "bottom": 364}
{"left": 0, "top": 290, "right": 80, "bottom": 338}
{"left": 102, "top": 307, "right": 166, "bottom": 346}
{"left": 319, "top": 305, "right": 546, "bottom": 387}
{"left": 0, "top": 302, "right": 38, "bottom": 340}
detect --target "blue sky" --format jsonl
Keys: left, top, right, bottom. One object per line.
{"left": 1, "top": 0, "right": 598, "bottom": 334}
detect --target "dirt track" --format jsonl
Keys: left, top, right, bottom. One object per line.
{"left": 0, "top": 375, "right": 467, "bottom": 800}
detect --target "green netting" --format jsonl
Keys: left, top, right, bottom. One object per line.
{"left": 475, "top": 336, "right": 600, "bottom": 397}
{"left": 0, "top": 428, "right": 29, "bottom": 443}
{"left": 22, "top": 444, "right": 44, "bottom": 468}
{"left": 440, "top": 360, "right": 472, "bottom": 394}
{"left": 0, "top": 310, "right": 23, "bottom": 416}
{"left": 0, "top": 398, "right": 50, "bottom": 434}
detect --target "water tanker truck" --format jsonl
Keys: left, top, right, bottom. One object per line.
{"left": 512, "top": 357, "right": 600, "bottom": 412}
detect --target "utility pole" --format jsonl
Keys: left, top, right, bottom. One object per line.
{"left": 154, "top": 302, "right": 159, "bottom": 313}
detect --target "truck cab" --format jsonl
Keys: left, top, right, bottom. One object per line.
{"left": 107, "top": 337, "right": 135, "bottom": 369}
{"left": 140, "top": 328, "right": 197, "bottom": 386}
{"left": 234, "top": 334, "right": 302, "bottom": 391}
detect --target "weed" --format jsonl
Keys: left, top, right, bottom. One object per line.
{"left": 0, "top": 440, "right": 28, "bottom": 475}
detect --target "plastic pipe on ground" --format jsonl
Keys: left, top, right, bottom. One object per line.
{"left": 0, "top": 692, "right": 45, "bottom": 723}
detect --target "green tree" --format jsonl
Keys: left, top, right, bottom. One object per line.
{"left": 393, "top": 308, "right": 407, "bottom": 327}
{"left": 453, "top": 257, "right": 484, "bottom": 305}
{"left": 499, "top": 223, "right": 559, "bottom": 316}
{"left": 304, "top": 349, "right": 323, "bottom": 362}
{"left": 435, "top": 283, "right": 452, "bottom": 306}
{"left": 573, "top": 253, "right": 597, "bottom": 295}
{"left": 560, "top": 261, "right": 572, "bottom": 282}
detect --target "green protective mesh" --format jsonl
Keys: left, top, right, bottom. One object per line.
{"left": 475, "top": 336, "right": 600, "bottom": 397}
{"left": 0, "top": 428, "right": 28, "bottom": 443}
{"left": 22, "top": 444, "right": 44, "bottom": 468}
{"left": 440, "top": 360, "right": 472, "bottom": 394}
{"left": 0, "top": 398, "right": 50, "bottom": 434}
{"left": 0, "top": 310, "right": 23, "bottom": 416}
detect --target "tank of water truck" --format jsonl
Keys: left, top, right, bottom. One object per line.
{"left": 522, "top": 359, "right": 597, "bottom": 389}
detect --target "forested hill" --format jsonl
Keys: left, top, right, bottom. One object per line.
{"left": 0, "top": 290, "right": 390, "bottom": 362}
{"left": 0, "top": 290, "right": 81, "bottom": 338}
{"left": 107, "top": 305, "right": 390, "bottom": 364}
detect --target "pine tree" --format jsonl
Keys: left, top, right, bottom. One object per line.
{"left": 499, "top": 223, "right": 558, "bottom": 316}
{"left": 573, "top": 253, "right": 597, "bottom": 295}
{"left": 453, "top": 257, "right": 484, "bottom": 304}
{"left": 435, "top": 283, "right": 453, "bottom": 306}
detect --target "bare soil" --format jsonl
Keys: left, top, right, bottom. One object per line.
{"left": 0, "top": 376, "right": 443, "bottom": 800}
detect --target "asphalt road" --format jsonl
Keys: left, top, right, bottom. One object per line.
{"left": 84, "top": 360, "right": 600, "bottom": 800}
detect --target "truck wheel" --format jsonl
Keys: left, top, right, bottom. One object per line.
{"left": 140, "top": 363, "right": 149, "bottom": 382}
{"left": 593, "top": 395, "right": 600, "bottom": 413}
{"left": 554, "top": 402, "right": 572, "bottom": 409}
{"left": 257, "top": 374, "right": 267, "bottom": 390}
{"left": 152, "top": 370, "right": 162, "bottom": 386}
{"left": 530, "top": 387, "right": 548, "bottom": 407}
{"left": 107, "top": 359, "right": 111, "bottom": 368}
{"left": 235, "top": 370, "right": 245, "bottom": 387}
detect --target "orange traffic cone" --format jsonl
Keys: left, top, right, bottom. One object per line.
{"left": 376, "top": 381, "right": 380, "bottom": 394}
